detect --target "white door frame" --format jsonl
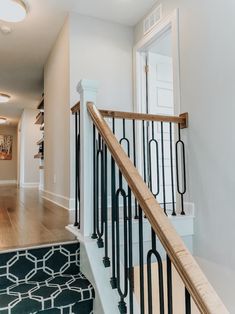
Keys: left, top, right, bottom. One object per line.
{"left": 133, "top": 9, "right": 181, "bottom": 115}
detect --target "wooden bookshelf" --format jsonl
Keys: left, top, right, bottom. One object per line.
{"left": 34, "top": 94, "right": 45, "bottom": 170}
{"left": 37, "top": 138, "right": 44, "bottom": 146}
{"left": 37, "top": 96, "right": 44, "bottom": 110}
{"left": 35, "top": 112, "right": 44, "bottom": 125}
{"left": 34, "top": 153, "right": 44, "bottom": 159}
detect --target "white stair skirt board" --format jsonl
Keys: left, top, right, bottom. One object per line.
{"left": 0, "top": 180, "right": 17, "bottom": 185}
{"left": 66, "top": 225, "right": 122, "bottom": 314}
{"left": 42, "top": 189, "right": 75, "bottom": 211}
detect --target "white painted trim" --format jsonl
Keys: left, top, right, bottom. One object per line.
{"left": 0, "top": 180, "right": 17, "bottom": 185}
{"left": 21, "top": 182, "right": 39, "bottom": 188}
{"left": 77, "top": 79, "right": 98, "bottom": 237}
{"left": 134, "top": 9, "right": 181, "bottom": 115}
{"left": 42, "top": 189, "right": 75, "bottom": 211}
{"left": 66, "top": 225, "right": 140, "bottom": 314}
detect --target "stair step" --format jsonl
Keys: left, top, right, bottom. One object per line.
{"left": 0, "top": 242, "right": 94, "bottom": 314}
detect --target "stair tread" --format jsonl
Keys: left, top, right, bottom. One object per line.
{"left": 0, "top": 273, "right": 94, "bottom": 313}
{"left": 0, "top": 242, "right": 94, "bottom": 314}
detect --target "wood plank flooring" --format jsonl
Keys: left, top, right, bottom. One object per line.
{"left": 0, "top": 185, "right": 76, "bottom": 251}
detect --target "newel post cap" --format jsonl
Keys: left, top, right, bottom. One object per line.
{"left": 77, "top": 79, "right": 99, "bottom": 94}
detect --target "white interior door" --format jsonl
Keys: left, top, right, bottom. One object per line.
{"left": 146, "top": 52, "right": 176, "bottom": 213}
{"left": 147, "top": 52, "right": 174, "bottom": 115}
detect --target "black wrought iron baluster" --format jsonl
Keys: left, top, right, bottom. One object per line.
{"left": 96, "top": 133, "right": 104, "bottom": 248}
{"left": 119, "top": 119, "right": 130, "bottom": 187}
{"left": 169, "top": 122, "right": 176, "bottom": 216}
{"left": 147, "top": 213, "right": 165, "bottom": 314}
{"left": 74, "top": 111, "right": 79, "bottom": 227}
{"left": 185, "top": 288, "right": 191, "bottom": 314}
{"left": 110, "top": 118, "right": 117, "bottom": 288}
{"left": 78, "top": 113, "right": 81, "bottom": 227}
{"left": 147, "top": 249, "right": 165, "bottom": 314}
{"left": 142, "top": 120, "right": 148, "bottom": 219}
{"left": 119, "top": 119, "right": 130, "bottom": 157}
{"left": 119, "top": 119, "right": 130, "bottom": 210}
{"left": 176, "top": 124, "right": 187, "bottom": 215}
{"left": 161, "top": 122, "right": 167, "bottom": 214}
{"left": 103, "top": 142, "right": 110, "bottom": 267}
{"left": 148, "top": 121, "right": 160, "bottom": 198}
{"left": 167, "top": 255, "right": 173, "bottom": 314}
{"left": 138, "top": 205, "right": 145, "bottom": 314}
{"left": 128, "top": 187, "right": 133, "bottom": 314}
{"left": 116, "top": 186, "right": 128, "bottom": 314}
{"left": 92, "top": 125, "right": 98, "bottom": 239}
{"left": 142, "top": 121, "right": 147, "bottom": 183}
{"left": 132, "top": 120, "right": 138, "bottom": 219}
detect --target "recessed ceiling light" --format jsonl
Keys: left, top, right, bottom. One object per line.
{"left": 0, "top": 25, "right": 12, "bottom": 34}
{"left": 0, "top": 93, "right": 11, "bottom": 103}
{"left": 0, "top": 0, "right": 27, "bottom": 23}
{"left": 0, "top": 117, "right": 7, "bottom": 125}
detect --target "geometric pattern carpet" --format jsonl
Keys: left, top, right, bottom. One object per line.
{"left": 0, "top": 242, "right": 94, "bottom": 314}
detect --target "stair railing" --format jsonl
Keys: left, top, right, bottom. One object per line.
{"left": 99, "top": 109, "right": 188, "bottom": 217}
{"left": 87, "top": 102, "right": 228, "bottom": 314}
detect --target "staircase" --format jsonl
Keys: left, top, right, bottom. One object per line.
{"left": 0, "top": 242, "right": 94, "bottom": 314}
{"left": 68, "top": 79, "right": 228, "bottom": 314}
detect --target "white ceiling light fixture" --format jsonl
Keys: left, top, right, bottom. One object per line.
{"left": 0, "top": 24, "right": 12, "bottom": 34}
{"left": 0, "top": 117, "right": 7, "bottom": 125}
{"left": 0, "top": 93, "right": 11, "bottom": 103}
{"left": 0, "top": 0, "right": 27, "bottom": 23}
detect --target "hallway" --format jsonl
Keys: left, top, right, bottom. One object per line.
{"left": 0, "top": 185, "right": 75, "bottom": 251}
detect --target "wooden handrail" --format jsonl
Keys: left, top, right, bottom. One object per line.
{"left": 100, "top": 109, "right": 188, "bottom": 128}
{"left": 71, "top": 102, "right": 188, "bottom": 128}
{"left": 87, "top": 102, "right": 228, "bottom": 314}
{"left": 71, "top": 101, "right": 80, "bottom": 114}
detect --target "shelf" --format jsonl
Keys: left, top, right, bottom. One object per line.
{"left": 37, "top": 138, "right": 44, "bottom": 145}
{"left": 35, "top": 112, "right": 44, "bottom": 125}
{"left": 37, "top": 96, "right": 44, "bottom": 110}
{"left": 34, "top": 153, "right": 44, "bottom": 159}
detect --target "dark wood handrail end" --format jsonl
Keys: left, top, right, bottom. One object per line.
{"left": 71, "top": 101, "right": 80, "bottom": 114}
{"left": 180, "top": 112, "right": 188, "bottom": 129}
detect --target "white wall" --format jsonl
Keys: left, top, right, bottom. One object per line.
{"left": 43, "top": 14, "right": 133, "bottom": 209}
{"left": 69, "top": 13, "right": 134, "bottom": 201}
{"left": 44, "top": 19, "right": 71, "bottom": 209}
{"left": 19, "top": 109, "right": 40, "bottom": 187}
{"left": 135, "top": 1, "right": 235, "bottom": 310}
{"left": 69, "top": 13, "right": 133, "bottom": 110}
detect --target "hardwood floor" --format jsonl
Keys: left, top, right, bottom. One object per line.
{"left": 0, "top": 185, "right": 76, "bottom": 251}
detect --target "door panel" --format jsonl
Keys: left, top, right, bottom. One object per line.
{"left": 146, "top": 52, "right": 177, "bottom": 213}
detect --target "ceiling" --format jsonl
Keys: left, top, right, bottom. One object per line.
{"left": 0, "top": 0, "right": 156, "bottom": 126}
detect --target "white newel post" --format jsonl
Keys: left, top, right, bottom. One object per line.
{"left": 77, "top": 79, "right": 98, "bottom": 237}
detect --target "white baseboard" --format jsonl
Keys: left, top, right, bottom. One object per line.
{"left": 42, "top": 189, "right": 75, "bottom": 211}
{"left": 0, "top": 180, "right": 17, "bottom": 185}
{"left": 21, "top": 182, "right": 39, "bottom": 188}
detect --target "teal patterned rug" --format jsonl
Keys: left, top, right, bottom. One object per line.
{"left": 0, "top": 242, "right": 94, "bottom": 314}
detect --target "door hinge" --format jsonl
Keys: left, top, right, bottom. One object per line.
{"left": 145, "top": 65, "right": 149, "bottom": 73}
